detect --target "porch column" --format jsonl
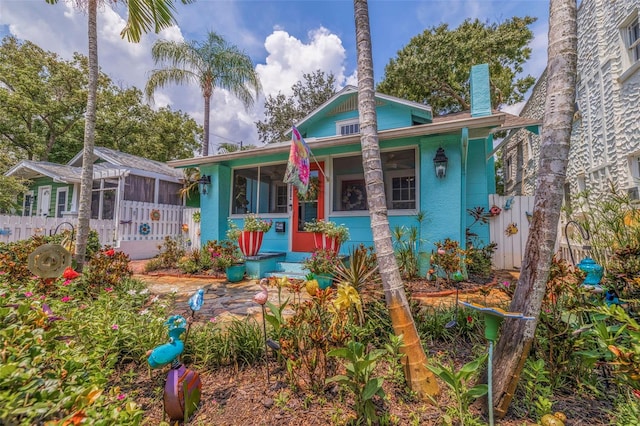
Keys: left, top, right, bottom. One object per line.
{"left": 199, "top": 164, "right": 231, "bottom": 245}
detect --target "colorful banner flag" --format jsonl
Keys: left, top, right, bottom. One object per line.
{"left": 283, "top": 126, "right": 311, "bottom": 195}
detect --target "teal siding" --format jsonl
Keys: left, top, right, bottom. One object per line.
{"left": 465, "top": 139, "right": 491, "bottom": 245}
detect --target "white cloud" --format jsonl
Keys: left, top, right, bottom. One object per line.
{"left": 256, "top": 27, "right": 353, "bottom": 97}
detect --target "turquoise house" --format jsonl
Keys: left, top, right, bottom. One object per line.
{"left": 168, "top": 65, "right": 531, "bottom": 275}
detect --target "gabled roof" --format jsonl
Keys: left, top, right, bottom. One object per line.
{"left": 290, "top": 86, "right": 433, "bottom": 137}
{"left": 5, "top": 160, "right": 82, "bottom": 182}
{"left": 67, "top": 146, "right": 182, "bottom": 178}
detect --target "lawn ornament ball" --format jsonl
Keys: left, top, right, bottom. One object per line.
{"left": 147, "top": 314, "right": 201, "bottom": 422}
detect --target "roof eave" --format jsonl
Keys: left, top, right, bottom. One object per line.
{"left": 168, "top": 113, "right": 506, "bottom": 169}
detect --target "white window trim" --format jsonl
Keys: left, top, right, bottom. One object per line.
{"left": 335, "top": 118, "right": 360, "bottom": 136}
{"left": 618, "top": 11, "right": 640, "bottom": 82}
{"left": 386, "top": 170, "right": 416, "bottom": 210}
{"left": 229, "top": 162, "right": 290, "bottom": 218}
{"left": 55, "top": 187, "right": 68, "bottom": 218}
{"left": 330, "top": 147, "right": 419, "bottom": 216}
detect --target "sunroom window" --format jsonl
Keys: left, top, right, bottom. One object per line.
{"left": 91, "top": 179, "right": 117, "bottom": 219}
{"left": 124, "top": 174, "right": 155, "bottom": 203}
{"left": 231, "top": 164, "right": 287, "bottom": 215}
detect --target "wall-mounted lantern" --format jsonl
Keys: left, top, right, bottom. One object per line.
{"left": 433, "top": 147, "right": 448, "bottom": 179}
{"left": 198, "top": 175, "right": 211, "bottom": 195}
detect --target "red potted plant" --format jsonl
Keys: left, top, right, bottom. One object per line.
{"left": 303, "top": 219, "right": 350, "bottom": 254}
{"left": 228, "top": 214, "right": 273, "bottom": 257}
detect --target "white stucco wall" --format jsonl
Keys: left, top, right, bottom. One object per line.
{"left": 503, "top": 0, "right": 640, "bottom": 201}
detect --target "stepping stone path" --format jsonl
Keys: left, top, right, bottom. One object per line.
{"left": 134, "top": 272, "right": 301, "bottom": 323}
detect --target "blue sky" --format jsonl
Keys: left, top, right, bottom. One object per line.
{"left": 0, "top": 0, "right": 550, "bottom": 151}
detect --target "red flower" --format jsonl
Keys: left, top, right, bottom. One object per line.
{"left": 466, "top": 315, "right": 473, "bottom": 324}
{"left": 104, "top": 249, "right": 115, "bottom": 257}
{"left": 633, "top": 389, "right": 640, "bottom": 400}
{"left": 62, "top": 267, "right": 80, "bottom": 280}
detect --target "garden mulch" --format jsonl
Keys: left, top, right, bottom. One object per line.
{"left": 127, "top": 263, "right": 613, "bottom": 425}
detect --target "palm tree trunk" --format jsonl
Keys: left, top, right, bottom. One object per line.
{"left": 74, "top": 0, "right": 98, "bottom": 270}
{"left": 353, "top": 0, "right": 438, "bottom": 399}
{"left": 202, "top": 94, "right": 210, "bottom": 156}
{"left": 489, "top": 0, "right": 577, "bottom": 417}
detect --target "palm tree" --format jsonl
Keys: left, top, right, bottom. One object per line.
{"left": 489, "top": 0, "right": 578, "bottom": 417}
{"left": 353, "top": 0, "right": 438, "bottom": 399}
{"left": 145, "top": 31, "right": 261, "bottom": 156}
{"left": 45, "top": 0, "right": 192, "bottom": 270}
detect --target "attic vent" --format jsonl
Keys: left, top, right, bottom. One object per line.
{"left": 628, "top": 186, "right": 640, "bottom": 202}
{"left": 327, "top": 94, "right": 385, "bottom": 116}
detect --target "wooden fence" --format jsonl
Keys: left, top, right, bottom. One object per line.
{"left": 489, "top": 194, "right": 536, "bottom": 270}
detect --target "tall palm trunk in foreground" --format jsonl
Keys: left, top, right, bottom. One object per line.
{"left": 353, "top": 0, "right": 438, "bottom": 399}
{"left": 489, "top": 0, "right": 577, "bottom": 417}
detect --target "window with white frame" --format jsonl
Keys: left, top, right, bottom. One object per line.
{"left": 620, "top": 13, "right": 640, "bottom": 77}
{"left": 332, "top": 148, "right": 416, "bottom": 212}
{"left": 577, "top": 174, "right": 586, "bottom": 193}
{"left": 627, "top": 16, "right": 640, "bottom": 63}
{"left": 336, "top": 119, "right": 360, "bottom": 136}
{"left": 231, "top": 164, "right": 288, "bottom": 215}
{"left": 629, "top": 153, "right": 640, "bottom": 186}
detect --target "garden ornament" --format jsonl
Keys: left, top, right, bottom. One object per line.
{"left": 460, "top": 301, "right": 535, "bottom": 426}
{"left": 577, "top": 257, "right": 604, "bottom": 291}
{"left": 489, "top": 205, "right": 502, "bottom": 217}
{"left": 27, "top": 243, "right": 72, "bottom": 279}
{"left": 445, "top": 271, "right": 465, "bottom": 329}
{"left": 254, "top": 278, "right": 272, "bottom": 384}
{"left": 503, "top": 196, "right": 514, "bottom": 210}
{"left": 146, "top": 314, "right": 201, "bottom": 422}
{"left": 188, "top": 288, "right": 205, "bottom": 314}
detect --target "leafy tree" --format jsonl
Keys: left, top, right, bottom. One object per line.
{"left": 490, "top": 0, "right": 578, "bottom": 417}
{"left": 256, "top": 70, "right": 337, "bottom": 144}
{"left": 377, "top": 17, "right": 537, "bottom": 115}
{"left": 45, "top": 0, "right": 193, "bottom": 270}
{"left": 146, "top": 31, "right": 261, "bottom": 157}
{"left": 0, "top": 36, "right": 89, "bottom": 162}
{"left": 0, "top": 152, "right": 28, "bottom": 213}
{"left": 353, "top": 0, "right": 438, "bottom": 399}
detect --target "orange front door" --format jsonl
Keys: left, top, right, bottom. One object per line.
{"left": 292, "top": 162, "right": 324, "bottom": 252}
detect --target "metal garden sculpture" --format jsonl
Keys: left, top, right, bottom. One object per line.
{"left": 147, "top": 290, "right": 204, "bottom": 422}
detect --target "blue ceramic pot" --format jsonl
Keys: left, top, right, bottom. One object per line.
{"left": 316, "top": 274, "right": 333, "bottom": 289}
{"left": 226, "top": 264, "right": 246, "bottom": 283}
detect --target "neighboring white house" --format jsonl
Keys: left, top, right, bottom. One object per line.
{"left": 501, "top": 0, "right": 640, "bottom": 204}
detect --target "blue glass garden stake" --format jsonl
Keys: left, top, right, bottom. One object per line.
{"left": 460, "top": 302, "right": 535, "bottom": 426}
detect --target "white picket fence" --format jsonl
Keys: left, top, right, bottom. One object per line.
{"left": 0, "top": 202, "right": 202, "bottom": 260}
{"left": 0, "top": 215, "right": 116, "bottom": 246}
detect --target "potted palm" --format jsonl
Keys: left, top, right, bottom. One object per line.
{"left": 209, "top": 240, "right": 245, "bottom": 282}
{"left": 228, "top": 214, "right": 273, "bottom": 257}
{"left": 303, "top": 219, "right": 350, "bottom": 254}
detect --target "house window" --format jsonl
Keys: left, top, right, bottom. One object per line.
{"left": 124, "top": 174, "right": 155, "bottom": 203}
{"left": 332, "top": 148, "right": 417, "bottom": 212}
{"left": 22, "top": 191, "right": 34, "bottom": 217}
{"left": 577, "top": 175, "right": 586, "bottom": 193}
{"left": 231, "top": 164, "right": 287, "bottom": 215}
{"left": 627, "top": 17, "right": 640, "bottom": 63}
{"left": 506, "top": 157, "right": 513, "bottom": 182}
{"left": 336, "top": 119, "right": 360, "bottom": 136}
{"left": 629, "top": 154, "right": 640, "bottom": 183}
{"left": 91, "top": 179, "right": 117, "bottom": 219}
{"left": 390, "top": 176, "right": 415, "bottom": 209}
{"left": 55, "top": 188, "right": 68, "bottom": 218}
{"left": 158, "top": 180, "right": 182, "bottom": 205}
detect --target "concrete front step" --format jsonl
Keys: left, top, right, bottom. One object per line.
{"left": 276, "top": 261, "right": 307, "bottom": 275}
